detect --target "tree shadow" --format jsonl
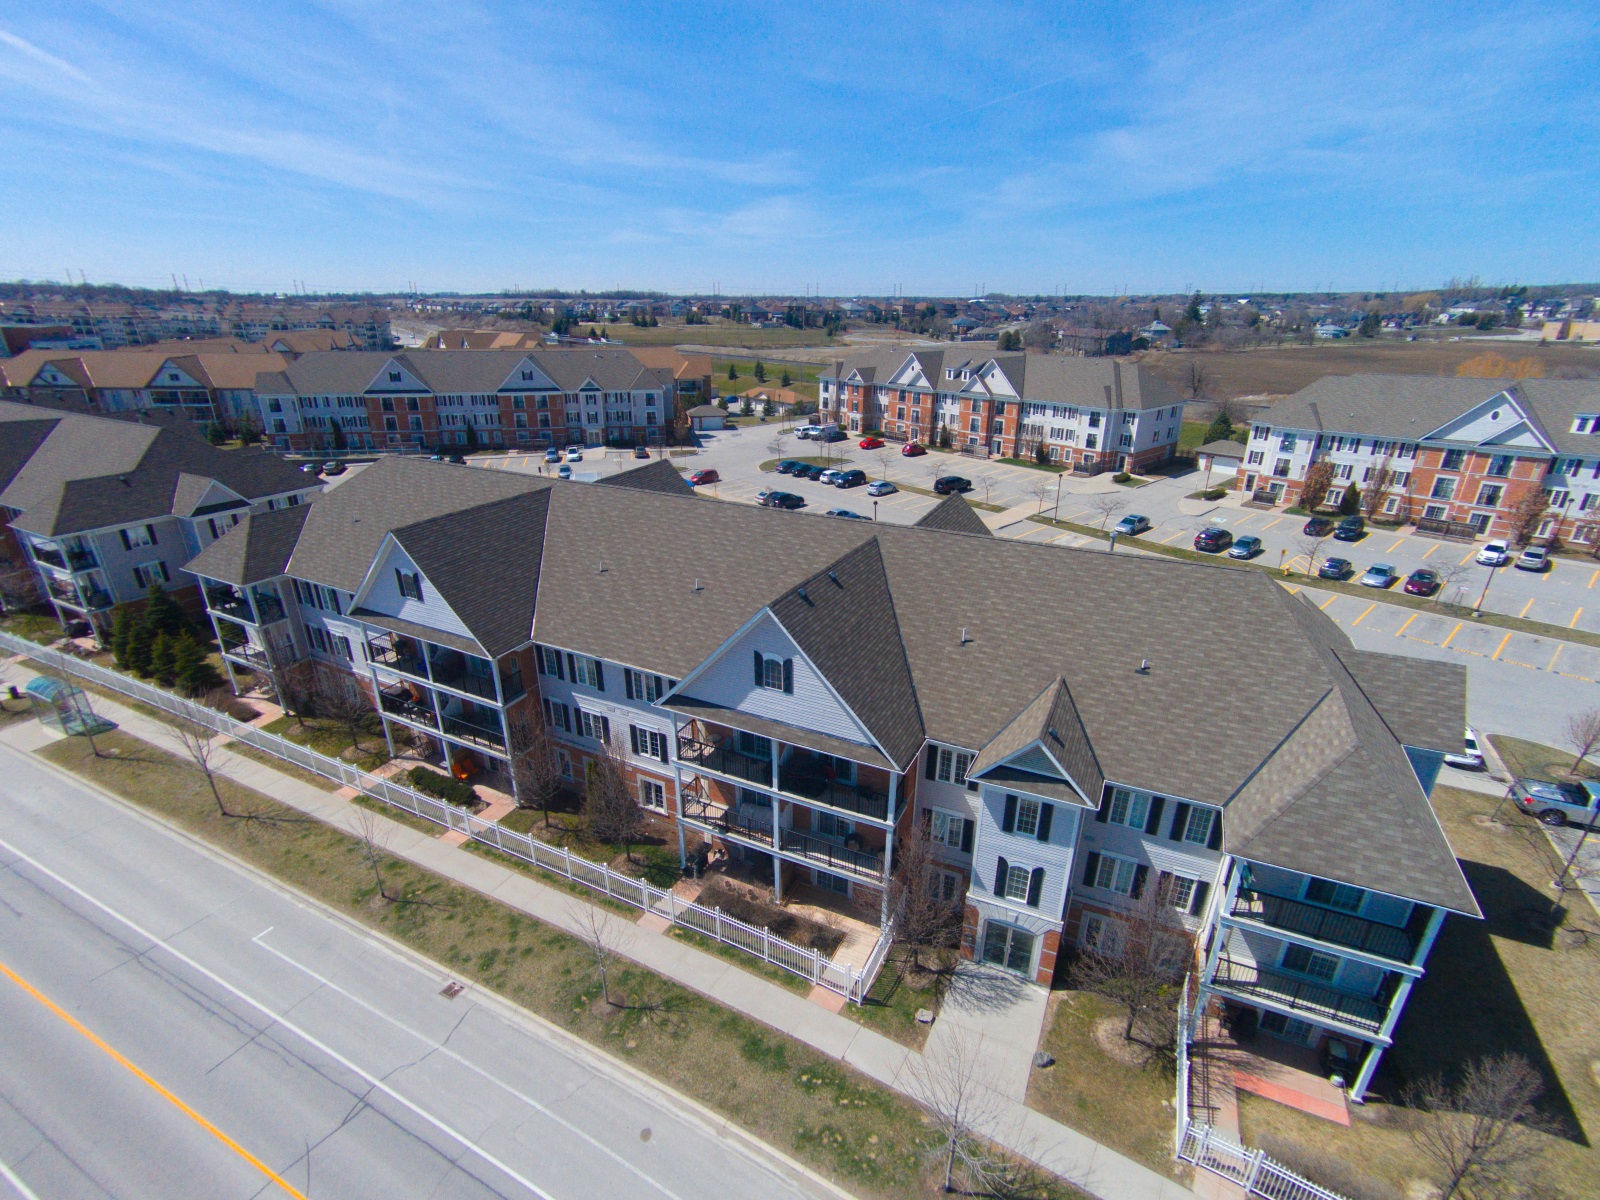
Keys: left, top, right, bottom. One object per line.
{"left": 942, "top": 960, "right": 1031, "bottom": 1016}
{"left": 1380, "top": 858, "right": 1587, "bottom": 1145}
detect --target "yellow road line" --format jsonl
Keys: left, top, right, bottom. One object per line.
{"left": 1285, "top": 555, "right": 1310, "bottom": 573}
{"left": 1261, "top": 516, "right": 1285, "bottom": 532}
{"left": 1319, "top": 595, "right": 1338, "bottom": 610}
{"left": 1549, "top": 644, "right": 1565, "bottom": 672}
{"left": 1491, "top": 632, "right": 1514, "bottom": 660}
{"left": 1572, "top": 607, "right": 1584, "bottom": 628}
{"left": 0, "top": 957, "right": 308, "bottom": 1199}
{"left": 1518, "top": 597, "right": 1535, "bottom": 618}
{"left": 1394, "top": 612, "right": 1418, "bottom": 638}
{"left": 1441, "top": 622, "right": 1463, "bottom": 648}
{"left": 1421, "top": 543, "right": 1439, "bottom": 560}
{"left": 1458, "top": 547, "right": 1477, "bottom": 566}
{"left": 1589, "top": 569, "right": 1600, "bottom": 590}
{"left": 1351, "top": 603, "right": 1376, "bottom": 627}
{"left": 1286, "top": 585, "right": 1301, "bottom": 594}
{"left": 1386, "top": 538, "right": 1404, "bottom": 552}
{"left": 1159, "top": 530, "right": 1185, "bottom": 544}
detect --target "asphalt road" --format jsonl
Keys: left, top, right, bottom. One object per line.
{"left": 0, "top": 741, "right": 839, "bottom": 1200}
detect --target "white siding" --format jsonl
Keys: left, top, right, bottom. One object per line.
{"left": 969, "top": 783, "right": 1081, "bottom": 926}
{"left": 678, "top": 611, "right": 874, "bottom": 748}
{"left": 362, "top": 541, "right": 474, "bottom": 641}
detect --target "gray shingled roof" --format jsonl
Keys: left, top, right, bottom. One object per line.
{"left": 914, "top": 493, "right": 993, "bottom": 537}
{"left": 595, "top": 459, "right": 696, "bottom": 497}
{"left": 261, "top": 349, "right": 675, "bottom": 398}
{"left": 187, "top": 504, "right": 311, "bottom": 586}
{"left": 970, "top": 677, "right": 1104, "bottom": 806}
{"left": 818, "top": 350, "right": 1174, "bottom": 412}
{"left": 1336, "top": 650, "right": 1466, "bottom": 755}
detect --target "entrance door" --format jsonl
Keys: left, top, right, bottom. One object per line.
{"left": 980, "top": 921, "right": 1036, "bottom": 975}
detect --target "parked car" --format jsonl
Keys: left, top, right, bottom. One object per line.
{"left": 427, "top": 452, "right": 445, "bottom": 462}
{"left": 803, "top": 464, "right": 828, "bottom": 480}
{"left": 565, "top": 449, "right": 583, "bottom": 462}
{"left": 901, "top": 443, "right": 927, "bottom": 457}
{"left": 762, "top": 491, "right": 805, "bottom": 510}
{"left": 933, "top": 475, "right": 972, "bottom": 495}
{"left": 447, "top": 454, "right": 467, "bottom": 465}
{"left": 633, "top": 446, "right": 650, "bottom": 459}
{"left": 821, "top": 428, "right": 847, "bottom": 443}
{"left": 795, "top": 426, "right": 816, "bottom": 440}
{"left": 1511, "top": 778, "right": 1600, "bottom": 827}
{"left": 1476, "top": 539, "right": 1511, "bottom": 566}
{"left": 866, "top": 480, "right": 897, "bottom": 496}
{"left": 1302, "top": 516, "right": 1334, "bottom": 537}
{"left": 754, "top": 489, "right": 773, "bottom": 504}
{"left": 1515, "top": 545, "right": 1550, "bottom": 572}
{"left": 1360, "top": 563, "right": 1398, "bottom": 588}
{"left": 1113, "top": 514, "right": 1151, "bottom": 536}
{"left": 300, "top": 462, "right": 320, "bottom": 473}
{"left": 557, "top": 464, "right": 572, "bottom": 479}
{"left": 825, "top": 508, "right": 870, "bottom": 520}
{"left": 1403, "top": 568, "right": 1440, "bottom": 596}
{"left": 1333, "top": 516, "right": 1365, "bottom": 541}
{"left": 1318, "top": 556, "right": 1353, "bottom": 580}
{"left": 858, "top": 436, "right": 884, "bottom": 450}
{"left": 321, "top": 461, "right": 347, "bottom": 476}
{"left": 817, "top": 468, "right": 842, "bottom": 485}
{"left": 544, "top": 448, "right": 562, "bottom": 463}
{"left": 835, "top": 469, "right": 868, "bottom": 488}
{"left": 1193, "top": 528, "right": 1233, "bottom": 553}
{"left": 687, "top": 468, "right": 720, "bottom": 486}
{"left": 1444, "top": 728, "right": 1484, "bottom": 771}
{"left": 1227, "top": 534, "right": 1263, "bottom": 559}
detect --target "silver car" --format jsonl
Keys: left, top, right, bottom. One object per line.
{"left": 1360, "top": 563, "right": 1398, "bottom": 588}
{"left": 1511, "top": 778, "right": 1600, "bottom": 827}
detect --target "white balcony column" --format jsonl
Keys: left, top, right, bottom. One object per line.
{"left": 364, "top": 639, "right": 397, "bottom": 760}
{"left": 1195, "top": 856, "right": 1241, "bottom": 1025}
{"left": 773, "top": 798, "right": 785, "bottom": 902}
{"left": 1350, "top": 905, "right": 1446, "bottom": 1103}
{"left": 671, "top": 761, "right": 688, "bottom": 869}
{"left": 880, "top": 772, "right": 900, "bottom": 925}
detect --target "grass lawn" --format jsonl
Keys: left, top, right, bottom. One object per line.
{"left": 758, "top": 455, "right": 854, "bottom": 472}
{"left": 893, "top": 482, "right": 1007, "bottom": 512}
{"left": 717, "top": 358, "right": 824, "bottom": 401}
{"left": 36, "top": 728, "right": 1051, "bottom": 1200}
{"left": 997, "top": 456, "right": 1066, "bottom": 474}
{"left": 1489, "top": 735, "right": 1599, "bottom": 784}
{"left": 842, "top": 946, "right": 953, "bottom": 1051}
{"left": 601, "top": 323, "right": 836, "bottom": 350}
{"left": 1176, "top": 420, "right": 1213, "bottom": 455}
{"left": 1237, "top": 783, "right": 1600, "bottom": 1200}
{"left": 222, "top": 738, "right": 341, "bottom": 791}
{"left": 261, "top": 713, "right": 389, "bottom": 771}
{"left": 0, "top": 609, "right": 65, "bottom": 644}
{"left": 1027, "top": 990, "right": 1190, "bottom": 1182}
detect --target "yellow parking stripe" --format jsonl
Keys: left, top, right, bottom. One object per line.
{"left": 1261, "top": 516, "right": 1286, "bottom": 532}
{"left": 1394, "top": 612, "right": 1418, "bottom": 638}
{"left": 1589, "top": 569, "right": 1600, "bottom": 590}
{"left": 1459, "top": 547, "right": 1478, "bottom": 565}
{"left": 1159, "top": 530, "right": 1186, "bottom": 544}
{"left": 1420, "top": 543, "right": 1439, "bottom": 560}
{"left": 1318, "top": 595, "right": 1338, "bottom": 610}
{"left": 0, "top": 958, "right": 309, "bottom": 1199}
{"left": 1571, "top": 608, "right": 1584, "bottom": 628}
{"left": 1549, "top": 644, "right": 1565, "bottom": 672}
{"left": 1491, "top": 632, "right": 1513, "bottom": 660}
{"left": 1286, "top": 585, "right": 1301, "bottom": 594}
{"left": 1386, "top": 538, "right": 1405, "bottom": 552}
{"left": 1518, "top": 598, "right": 1535, "bottom": 618}
{"left": 1351, "top": 603, "right": 1376, "bottom": 627}
{"left": 1440, "top": 622, "right": 1463, "bottom": 648}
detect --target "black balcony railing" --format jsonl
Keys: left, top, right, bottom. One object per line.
{"left": 1231, "top": 890, "right": 1417, "bottom": 963}
{"left": 250, "top": 590, "right": 286, "bottom": 624}
{"left": 443, "top": 714, "right": 507, "bottom": 753}
{"left": 778, "top": 755, "right": 890, "bottom": 822}
{"left": 678, "top": 737, "right": 773, "bottom": 786}
{"left": 379, "top": 689, "right": 439, "bottom": 728}
{"left": 369, "top": 641, "right": 430, "bottom": 679}
{"left": 681, "top": 797, "right": 885, "bottom": 882}
{"left": 1209, "top": 956, "right": 1387, "bottom": 1035}
{"left": 430, "top": 659, "right": 499, "bottom": 701}
{"left": 224, "top": 643, "right": 271, "bottom": 671}
{"left": 207, "top": 590, "right": 255, "bottom": 623}
{"left": 66, "top": 547, "right": 98, "bottom": 571}
{"left": 31, "top": 547, "right": 67, "bottom": 570}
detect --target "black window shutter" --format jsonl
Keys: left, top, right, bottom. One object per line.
{"left": 1168, "top": 802, "right": 1190, "bottom": 842}
{"left": 960, "top": 819, "right": 974, "bottom": 854}
{"left": 594, "top": 661, "right": 605, "bottom": 691}
{"left": 994, "top": 856, "right": 1009, "bottom": 896}
{"left": 657, "top": 738, "right": 669, "bottom": 764}
{"left": 624, "top": 672, "right": 635, "bottom": 700}
{"left": 1027, "top": 867, "right": 1044, "bottom": 908}
{"left": 394, "top": 567, "right": 405, "bottom": 596}
{"left": 159, "top": 561, "right": 170, "bottom": 583}
{"left": 1144, "top": 796, "right": 1165, "bottom": 835}
{"left": 629, "top": 726, "right": 640, "bottom": 755}
{"left": 413, "top": 575, "right": 424, "bottom": 603}
{"left": 754, "top": 650, "right": 763, "bottom": 685}
{"left": 1036, "top": 803, "right": 1053, "bottom": 843}
{"left": 782, "top": 658, "right": 793, "bottom": 694}
{"left": 1081, "top": 851, "right": 1101, "bottom": 887}
{"left": 553, "top": 651, "right": 564, "bottom": 680}
{"left": 1002, "top": 795, "right": 1017, "bottom": 833}
{"left": 1130, "top": 864, "right": 1149, "bottom": 899}
{"left": 925, "top": 746, "right": 938, "bottom": 780}
{"left": 1156, "top": 871, "right": 1174, "bottom": 905}
{"left": 146, "top": 524, "right": 157, "bottom": 545}
{"left": 1190, "top": 881, "right": 1212, "bottom": 917}
{"left": 120, "top": 529, "right": 132, "bottom": 550}
{"left": 568, "top": 652, "right": 578, "bottom": 682}
{"left": 1207, "top": 811, "right": 1223, "bottom": 851}
{"left": 1095, "top": 787, "right": 1111, "bottom": 823}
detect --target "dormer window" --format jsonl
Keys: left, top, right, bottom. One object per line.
{"left": 395, "top": 569, "right": 424, "bottom": 602}
{"left": 754, "top": 652, "right": 793, "bottom": 693}
{"left": 388, "top": 371, "right": 402, "bottom": 383}
{"left": 1577, "top": 415, "right": 1598, "bottom": 434}
{"left": 521, "top": 370, "right": 533, "bottom": 380}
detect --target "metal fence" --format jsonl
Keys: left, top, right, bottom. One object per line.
{"left": 1, "top": 631, "right": 890, "bottom": 1003}
{"left": 1175, "top": 975, "right": 1351, "bottom": 1200}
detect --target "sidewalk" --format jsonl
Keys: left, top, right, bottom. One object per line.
{"left": 0, "top": 656, "right": 1196, "bottom": 1200}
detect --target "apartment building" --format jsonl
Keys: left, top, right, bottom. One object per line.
{"left": 254, "top": 349, "right": 680, "bottom": 453}
{"left": 0, "top": 404, "right": 318, "bottom": 635}
{"left": 0, "top": 349, "right": 291, "bottom": 430}
{"left": 817, "top": 349, "right": 1182, "bottom": 472}
{"left": 1243, "top": 375, "right": 1600, "bottom": 545}
{"left": 184, "top": 454, "right": 1475, "bottom": 1101}
{"left": 0, "top": 299, "right": 392, "bottom": 351}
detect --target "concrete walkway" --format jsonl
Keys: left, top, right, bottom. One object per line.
{"left": 0, "top": 655, "right": 1195, "bottom": 1200}
{"left": 922, "top": 962, "right": 1051, "bottom": 1103}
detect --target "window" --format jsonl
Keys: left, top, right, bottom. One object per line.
{"left": 754, "top": 652, "right": 792, "bottom": 693}
{"left": 1486, "top": 454, "right": 1514, "bottom": 478}
{"left": 1335, "top": 463, "right": 1353, "bottom": 480}
{"left": 1181, "top": 807, "right": 1215, "bottom": 846}
{"left": 1093, "top": 854, "right": 1138, "bottom": 895}
{"left": 1281, "top": 944, "right": 1340, "bottom": 983}
{"left": 1440, "top": 449, "right": 1466, "bottom": 470}
{"left": 1167, "top": 875, "right": 1196, "bottom": 912}
{"left": 1430, "top": 477, "right": 1456, "bottom": 501}
{"left": 308, "top": 626, "right": 329, "bottom": 654}
{"left": 629, "top": 725, "right": 668, "bottom": 762}
{"left": 538, "top": 645, "right": 565, "bottom": 679}
{"left": 567, "top": 653, "right": 604, "bottom": 690}
{"left": 1014, "top": 797, "right": 1042, "bottom": 837}
{"left": 541, "top": 698, "right": 571, "bottom": 733}
{"left": 120, "top": 524, "right": 157, "bottom": 550}
{"left": 1107, "top": 788, "right": 1150, "bottom": 829}
{"left": 1258, "top": 1011, "right": 1316, "bottom": 1044}
{"left": 131, "top": 561, "right": 170, "bottom": 588}
{"left": 815, "top": 870, "right": 850, "bottom": 894}
{"left": 625, "top": 669, "right": 667, "bottom": 703}
{"left": 927, "top": 869, "right": 961, "bottom": 904}
{"left": 388, "top": 371, "right": 402, "bottom": 383}
{"left": 1304, "top": 877, "right": 1364, "bottom": 912}
{"left": 331, "top": 635, "right": 353, "bottom": 661}
{"left": 639, "top": 779, "right": 665, "bottom": 811}
{"left": 1246, "top": 450, "right": 1263, "bottom": 466}
{"left": 1080, "top": 914, "right": 1122, "bottom": 956}
{"left": 395, "top": 569, "right": 424, "bottom": 602}
{"left": 1003, "top": 864, "right": 1032, "bottom": 902}
{"left": 929, "top": 746, "right": 974, "bottom": 787}
{"left": 576, "top": 709, "right": 610, "bottom": 743}
{"left": 1279, "top": 432, "right": 1297, "bottom": 451}
{"left": 816, "top": 811, "right": 853, "bottom": 840}
{"left": 927, "top": 810, "right": 971, "bottom": 851}
{"left": 736, "top": 731, "right": 771, "bottom": 760}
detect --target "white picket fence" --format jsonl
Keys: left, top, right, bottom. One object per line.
{"left": 1175, "top": 975, "right": 1351, "bottom": 1200}
{"left": 2, "top": 630, "right": 891, "bottom": 1003}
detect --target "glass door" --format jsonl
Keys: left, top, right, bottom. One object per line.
{"left": 980, "top": 922, "right": 1036, "bottom": 975}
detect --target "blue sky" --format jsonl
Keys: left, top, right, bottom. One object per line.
{"left": 1, "top": 2, "right": 1596, "bottom": 296}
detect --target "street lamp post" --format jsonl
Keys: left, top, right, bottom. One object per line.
{"left": 1053, "top": 472, "right": 1063, "bottom": 521}
{"left": 873, "top": 499, "right": 879, "bottom": 523}
{"left": 1473, "top": 559, "right": 1495, "bottom": 616}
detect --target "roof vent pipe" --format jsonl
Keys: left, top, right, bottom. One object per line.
{"left": 1136, "top": 659, "right": 1150, "bottom": 674}
{"left": 597, "top": 559, "right": 605, "bottom": 574}
{"left": 828, "top": 570, "right": 839, "bottom": 585}
{"left": 692, "top": 577, "right": 702, "bottom": 592}
{"left": 959, "top": 627, "right": 970, "bottom": 645}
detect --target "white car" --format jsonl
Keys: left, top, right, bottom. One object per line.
{"left": 754, "top": 489, "right": 773, "bottom": 504}
{"left": 1444, "top": 728, "right": 1484, "bottom": 771}
{"left": 817, "top": 468, "right": 841, "bottom": 485}
{"left": 1476, "top": 539, "right": 1510, "bottom": 566}
{"left": 1515, "top": 545, "right": 1550, "bottom": 572}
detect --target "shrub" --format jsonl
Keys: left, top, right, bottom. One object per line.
{"left": 1202, "top": 487, "right": 1227, "bottom": 501}
{"left": 1113, "top": 470, "right": 1132, "bottom": 483}
{"left": 407, "top": 766, "right": 479, "bottom": 808}
{"left": 640, "top": 845, "right": 681, "bottom": 888}
{"left": 201, "top": 688, "right": 257, "bottom": 722}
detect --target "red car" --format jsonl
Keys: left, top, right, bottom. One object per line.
{"left": 1403, "top": 568, "right": 1439, "bottom": 596}
{"left": 901, "top": 443, "right": 927, "bottom": 457}
{"left": 687, "top": 468, "right": 720, "bottom": 486}
{"left": 858, "top": 436, "right": 884, "bottom": 450}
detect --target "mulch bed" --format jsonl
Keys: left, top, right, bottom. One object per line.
{"left": 694, "top": 877, "right": 847, "bottom": 956}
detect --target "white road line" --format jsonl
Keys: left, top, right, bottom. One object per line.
{"left": 252, "top": 930, "right": 685, "bottom": 1200}
{"left": 0, "top": 1157, "right": 42, "bottom": 1200}
{"left": 0, "top": 838, "right": 557, "bottom": 1200}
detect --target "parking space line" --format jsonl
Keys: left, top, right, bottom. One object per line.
{"left": 1318, "top": 595, "right": 1338, "bottom": 610}
{"left": 1572, "top": 607, "right": 1584, "bottom": 628}
{"left": 1589, "top": 569, "right": 1599, "bottom": 590}
{"left": 1286, "top": 555, "right": 1310, "bottom": 574}
{"left": 1549, "top": 644, "right": 1565, "bottom": 672}
{"left": 1261, "top": 517, "right": 1285, "bottom": 532}
{"left": 1457, "top": 547, "right": 1476, "bottom": 565}
{"left": 1517, "top": 597, "right": 1535, "bottom": 618}
{"left": 1421, "top": 543, "right": 1439, "bottom": 560}
{"left": 1491, "top": 632, "right": 1513, "bottom": 660}
{"left": 1351, "top": 603, "right": 1376, "bottom": 627}
{"left": 1394, "top": 613, "right": 1418, "bottom": 638}
{"left": 1159, "top": 531, "right": 1185, "bottom": 544}
{"left": 1385, "top": 538, "right": 1405, "bottom": 552}
{"left": 1440, "top": 622, "right": 1463, "bottom": 648}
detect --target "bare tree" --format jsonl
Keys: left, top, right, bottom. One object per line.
{"left": 1296, "top": 532, "right": 1331, "bottom": 578}
{"left": 1507, "top": 487, "right": 1549, "bottom": 547}
{"left": 354, "top": 806, "right": 406, "bottom": 903}
{"left": 1434, "top": 560, "right": 1474, "bottom": 607}
{"left": 888, "top": 821, "right": 963, "bottom": 972}
{"left": 1362, "top": 453, "right": 1396, "bottom": 520}
{"left": 0, "top": 564, "right": 43, "bottom": 613}
{"left": 508, "top": 711, "right": 567, "bottom": 827}
{"left": 1067, "top": 881, "right": 1190, "bottom": 1046}
{"left": 1027, "top": 476, "right": 1054, "bottom": 515}
{"left": 1406, "top": 1053, "right": 1552, "bottom": 1200}
{"left": 1300, "top": 460, "right": 1336, "bottom": 513}
{"left": 978, "top": 475, "right": 996, "bottom": 508}
{"left": 908, "top": 1028, "right": 1048, "bottom": 1195}
{"left": 583, "top": 747, "right": 645, "bottom": 863}
{"left": 874, "top": 446, "right": 894, "bottom": 480}
{"left": 1086, "top": 492, "right": 1128, "bottom": 531}
{"left": 1562, "top": 707, "right": 1600, "bottom": 778}
{"left": 568, "top": 899, "right": 625, "bottom": 1008}
{"left": 1184, "top": 358, "right": 1210, "bottom": 401}
{"left": 171, "top": 716, "right": 236, "bottom": 818}
{"left": 315, "top": 674, "right": 377, "bottom": 757}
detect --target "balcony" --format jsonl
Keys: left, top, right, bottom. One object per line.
{"left": 1209, "top": 956, "right": 1387, "bottom": 1037}
{"left": 1231, "top": 890, "right": 1418, "bottom": 964}
{"left": 443, "top": 713, "right": 507, "bottom": 754}
{"left": 681, "top": 796, "right": 886, "bottom": 884}
{"left": 430, "top": 657, "right": 499, "bottom": 702}
{"left": 250, "top": 588, "right": 286, "bottom": 624}
{"left": 368, "top": 640, "right": 431, "bottom": 680}
{"left": 223, "top": 642, "right": 271, "bottom": 672}
{"left": 778, "top": 751, "right": 890, "bottom": 822}
{"left": 206, "top": 587, "right": 255, "bottom": 624}
{"left": 379, "top": 686, "right": 439, "bottom": 729}
{"left": 678, "top": 735, "right": 773, "bottom": 787}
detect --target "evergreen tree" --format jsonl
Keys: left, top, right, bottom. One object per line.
{"left": 111, "top": 604, "right": 137, "bottom": 670}
{"left": 205, "top": 424, "right": 228, "bottom": 446}
{"left": 1203, "top": 412, "right": 1234, "bottom": 444}
{"left": 150, "top": 632, "right": 177, "bottom": 685}
{"left": 754, "top": 360, "right": 766, "bottom": 382}
{"left": 126, "top": 617, "right": 155, "bottom": 676}
{"left": 780, "top": 369, "right": 791, "bottom": 387}
{"left": 727, "top": 362, "right": 738, "bottom": 381}
{"left": 141, "top": 583, "right": 187, "bottom": 638}
{"left": 172, "top": 634, "right": 218, "bottom": 696}
{"left": 463, "top": 421, "right": 479, "bottom": 452}
{"left": 331, "top": 421, "right": 347, "bottom": 451}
